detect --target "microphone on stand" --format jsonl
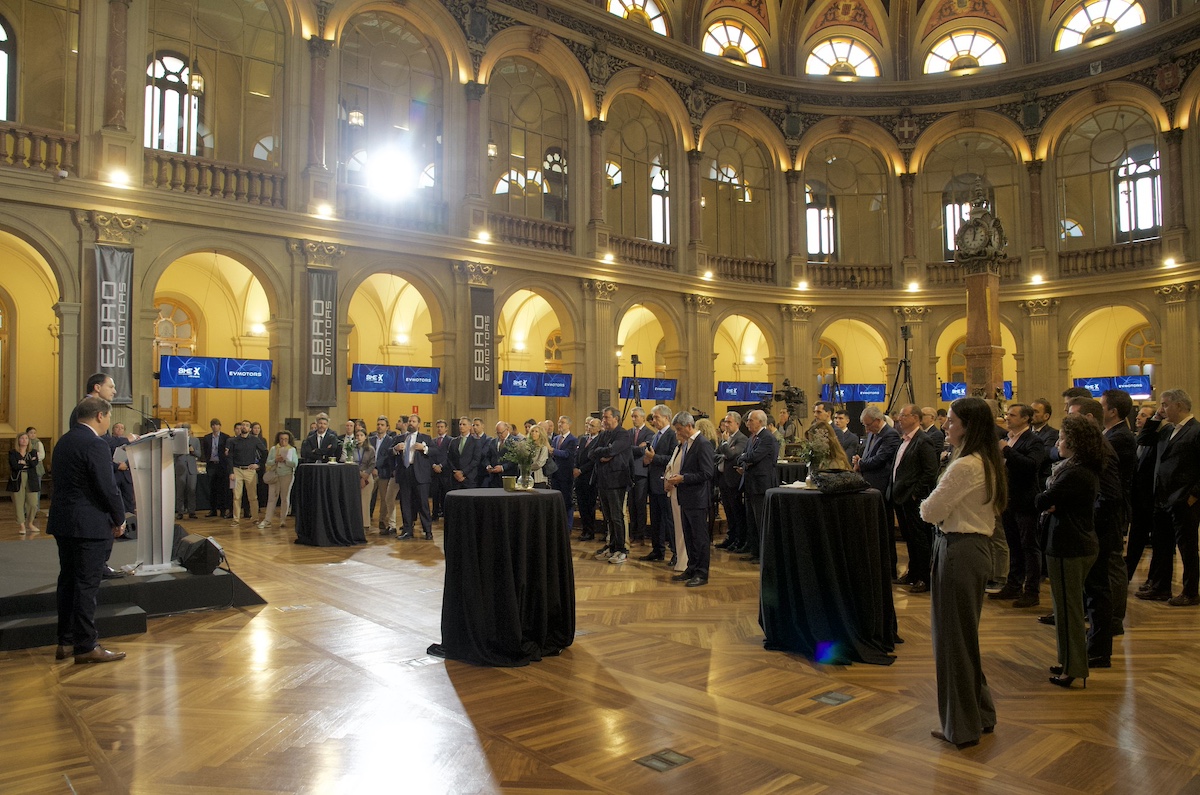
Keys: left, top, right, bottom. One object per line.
{"left": 122, "top": 404, "right": 174, "bottom": 437}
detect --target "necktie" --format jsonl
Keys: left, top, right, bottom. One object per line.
{"left": 458, "top": 436, "right": 466, "bottom": 453}
{"left": 630, "top": 428, "right": 637, "bottom": 443}
{"left": 406, "top": 433, "right": 414, "bottom": 466}
{"left": 556, "top": 435, "right": 563, "bottom": 450}
{"left": 210, "top": 437, "right": 218, "bottom": 462}
{"left": 681, "top": 440, "right": 689, "bottom": 461}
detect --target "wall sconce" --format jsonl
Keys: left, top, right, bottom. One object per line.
{"left": 348, "top": 109, "right": 365, "bottom": 127}
{"left": 487, "top": 136, "right": 498, "bottom": 161}
{"left": 189, "top": 72, "right": 205, "bottom": 95}
{"left": 249, "top": 323, "right": 266, "bottom": 336}
{"left": 699, "top": 196, "right": 706, "bottom": 208}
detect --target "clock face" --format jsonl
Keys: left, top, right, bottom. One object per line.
{"left": 957, "top": 221, "right": 989, "bottom": 252}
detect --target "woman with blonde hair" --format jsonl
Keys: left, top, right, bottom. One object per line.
{"left": 528, "top": 424, "right": 553, "bottom": 487}
{"left": 259, "top": 430, "right": 298, "bottom": 529}
{"left": 8, "top": 432, "right": 41, "bottom": 534}
{"left": 348, "top": 427, "right": 376, "bottom": 534}
{"left": 807, "top": 420, "right": 852, "bottom": 471}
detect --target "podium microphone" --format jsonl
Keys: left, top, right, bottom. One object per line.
{"left": 124, "top": 404, "right": 174, "bottom": 436}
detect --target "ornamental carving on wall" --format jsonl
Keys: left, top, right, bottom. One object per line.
{"left": 454, "top": 261, "right": 496, "bottom": 286}
{"left": 1017, "top": 298, "right": 1060, "bottom": 317}
{"left": 74, "top": 210, "right": 150, "bottom": 245}
{"left": 288, "top": 239, "right": 345, "bottom": 267}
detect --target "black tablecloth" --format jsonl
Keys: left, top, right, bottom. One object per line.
{"left": 292, "top": 464, "right": 365, "bottom": 546}
{"left": 431, "top": 488, "right": 575, "bottom": 666}
{"left": 776, "top": 462, "right": 807, "bottom": 484}
{"left": 760, "top": 486, "right": 898, "bottom": 665}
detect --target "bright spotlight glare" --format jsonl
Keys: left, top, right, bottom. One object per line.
{"left": 366, "top": 149, "right": 416, "bottom": 201}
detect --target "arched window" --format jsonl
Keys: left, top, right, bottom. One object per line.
{"left": 1115, "top": 145, "right": 1161, "bottom": 241}
{"left": 713, "top": 163, "right": 752, "bottom": 202}
{"left": 947, "top": 337, "right": 968, "bottom": 384}
{"left": 1060, "top": 218, "right": 1084, "bottom": 239}
{"left": 544, "top": 329, "right": 564, "bottom": 369}
{"left": 806, "top": 182, "right": 836, "bottom": 261}
{"left": 604, "top": 94, "right": 672, "bottom": 244}
{"left": 145, "top": 53, "right": 201, "bottom": 155}
{"left": 924, "top": 30, "right": 1006, "bottom": 73}
{"left": 651, "top": 159, "right": 670, "bottom": 244}
{"left": 1122, "top": 324, "right": 1156, "bottom": 382}
{"left": 494, "top": 169, "right": 548, "bottom": 195}
{"left": 701, "top": 125, "right": 772, "bottom": 260}
{"left": 702, "top": 20, "right": 765, "bottom": 67}
{"left": 154, "top": 300, "right": 198, "bottom": 425}
{"left": 0, "top": 15, "right": 14, "bottom": 122}
{"left": 806, "top": 37, "right": 880, "bottom": 78}
{"left": 816, "top": 339, "right": 842, "bottom": 389}
{"left": 420, "top": 163, "right": 436, "bottom": 188}
{"left": 607, "top": 0, "right": 668, "bottom": 35}
{"left": 1056, "top": 0, "right": 1145, "bottom": 50}
{"left": 252, "top": 136, "right": 276, "bottom": 165}
{"left": 942, "top": 174, "right": 995, "bottom": 258}
{"left": 605, "top": 161, "right": 623, "bottom": 187}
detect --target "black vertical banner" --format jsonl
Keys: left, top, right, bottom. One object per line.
{"left": 95, "top": 245, "right": 133, "bottom": 404}
{"left": 469, "top": 286, "right": 494, "bottom": 409}
{"left": 307, "top": 269, "right": 338, "bottom": 407}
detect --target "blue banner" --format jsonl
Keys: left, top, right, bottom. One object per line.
{"left": 940, "top": 381, "right": 1014, "bottom": 401}
{"left": 351, "top": 364, "right": 396, "bottom": 393}
{"left": 218, "top": 358, "right": 272, "bottom": 390}
{"left": 501, "top": 371, "right": 539, "bottom": 396}
{"left": 620, "top": 377, "right": 677, "bottom": 401}
{"left": 539, "top": 372, "right": 572, "bottom": 398}
{"left": 160, "top": 355, "right": 219, "bottom": 389}
{"left": 716, "top": 382, "right": 746, "bottom": 401}
{"left": 1072, "top": 377, "right": 1107, "bottom": 396}
{"left": 748, "top": 382, "right": 774, "bottom": 399}
{"left": 820, "top": 383, "right": 886, "bottom": 402}
{"left": 398, "top": 366, "right": 440, "bottom": 394}
{"left": 1113, "top": 374, "right": 1151, "bottom": 397}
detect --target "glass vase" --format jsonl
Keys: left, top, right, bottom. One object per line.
{"left": 517, "top": 469, "right": 534, "bottom": 490}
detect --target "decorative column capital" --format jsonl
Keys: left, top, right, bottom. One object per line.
{"left": 288, "top": 239, "right": 345, "bottom": 267}
{"left": 893, "top": 305, "right": 930, "bottom": 323}
{"left": 1026, "top": 159, "right": 1043, "bottom": 177}
{"left": 1164, "top": 127, "right": 1184, "bottom": 146}
{"left": 588, "top": 117, "right": 606, "bottom": 137}
{"left": 1017, "top": 298, "right": 1060, "bottom": 317}
{"left": 73, "top": 210, "right": 149, "bottom": 245}
{"left": 454, "top": 261, "right": 496, "bottom": 286}
{"left": 307, "top": 35, "right": 332, "bottom": 59}
{"left": 687, "top": 149, "right": 703, "bottom": 166}
{"left": 1155, "top": 282, "right": 1200, "bottom": 304}
{"left": 582, "top": 278, "right": 617, "bottom": 301}
{"left": 779, "top": 303, "right": 816, "bottom": 321}
{"left": 465, "top": 81, "right": 487, "bottom": 102}
{"left": 785, "top": 169, "right": 801, "bottom": 186}
{"left": 684, "top": 294, "right": 714, "bottom": 314}
{"left": 899, "top": 172, "right": 916, "bottom": 188}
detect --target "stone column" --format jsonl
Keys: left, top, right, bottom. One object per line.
{"left": 686, "top": 149, "right": 708, "bottom": 276}
{"left": 894, "top": 305, "right": 932, "bottom": 404}
{"left": 287, "top": 239, "right": 346, "bottom": 420}
{"left": 1155, "top": 283, "right": 1200, "bottom": 396}
{"left": 682, "top": 295, "right": 715, "bottom": 417}
{"left": 103, "top": 0, "right": 131, "bottom": 130}
{"left": 452, "top": 261, "right": 497, "bottom": 420}
{"left": 962, "top": 262, "right": 1005, "bottom": 399}
{"left": 900, "top": 172, "right": 920, "bottom": 283}
{"left": 461, "top": 82, "right": 490, "bottom": 237}
{"left": 785, "top": 170, "right": 806, "bottom": 286}
{"left": 302, "top": 36, "right": 335, "bottom": 213}
{"left": 1025, "top": 160, "right": 1048, "bottom": 277}
{"left": 54, "top": 302, "right": 82, "bottom": 433}
{"left": 428, "top": 330, "right": 457, "bottom": 423}
{"left": 266, "top": 318, "right": 296, "bottom": 434}
{"left": 778, "top": 304, "right": 815, "bottom": 413}
{"left": 1016, "top": 299, "right": 1060, "bottom": 406}
{"left": 580, "top": 279, "right": 618, "bottom": 415}
{"left": 1163, "top": 129, "right": 1185, "bottom": 230}
{"left": 585, "top": 118, "right": 611, "bottom": 257}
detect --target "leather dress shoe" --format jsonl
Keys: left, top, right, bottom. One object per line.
{"left": 55, "top": 645, "right": 73, "bottom": 661}
{"left": 893, "top": 571, "right": 915, "bottom": 586}
{"left": 671, "top": 571, "right": 691, "bottom": 581}
{"left": 397, "top": 530, "right": 414, "bottom": 540}
{"left": 685, "top": 575, "right": 708, "bottom": 588}
{"left": 1167, "top": 594, "right": 1200, "bottom": 607}
{"left": 74, "top": 646, "right": 126, "bottom": 664}
{"left": 1037, "top": 613, "right": 1056, "bottom": 626}
{"left": 930, "top": 729, "right": 979, "bottom": 749}
{"left": 908, "top": 581, "right": 929, "bottom": 594}
{"left": 380, "top": 527, "right": 396, "bottom": 536}
{"left": 1135, "top": 589, "right": 1171, "bottom": 601}
{"left": 715, "top": 539, "right": 733, "bottom": 549}
{"left": 1088, "top": 656, "right": 1112, "bottom": 668}
{"left": 102, "top": 565, "right": 124, "bottom": 580}
{"left": 206, "top": 511, "right": 217, "bottom": 517}
{"left": 423, "top": 530, "right": 434, "bottom": 540}
{"left": 1012, "top": 593, "right": 1040, "bottom": 608}
{"left": 639, "top": 551, "right": 665, "bottom": 562}
{"left": 189, "top": 513, "right": 197, "bottom": 519}
{"left": 745, "top": 556, "right": 761, "bottom": 565}
{"left": 988, "top": 586, "right": 1021, "bottom": 600}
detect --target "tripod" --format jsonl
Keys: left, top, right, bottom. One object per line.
{"left": 620, "top": 354, "right": 643, "bottom": 424}
{"left": 884, "top": 329, "right": 916, "bottom": 415}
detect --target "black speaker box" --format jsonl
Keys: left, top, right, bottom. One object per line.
{"left": 845, "top": 400, "right": 867, "bottom": 438}
{"left": 173, "top": 533, "right": 224, "bottom": 575}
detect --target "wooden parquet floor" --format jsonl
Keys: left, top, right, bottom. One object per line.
{"left": 4, "top": 515, "right": 1200, "bottom": 795}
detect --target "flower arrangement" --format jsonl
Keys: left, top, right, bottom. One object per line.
{"left": 341, "top": 435, "right": 355, "bottom": 462}
{"left": 796, "top": 426, "right": 833, "bottom": 470}
{"left": 500, "top": 436, "right": 539, "bottom": 474}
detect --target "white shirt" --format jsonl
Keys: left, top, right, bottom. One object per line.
{"left": 920, "top": 453, "right": 995, "bottom": 536}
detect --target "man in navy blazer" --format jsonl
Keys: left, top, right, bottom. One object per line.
{"left": 737, "top": 409, "right": 779, "bottom": 564}
{"left": 627, "top": 407, "right": 654, "bottom": 544}
{"left": 854, "top": 405, "right": 902, "bottom": 574}
{"left": 447, "top": 417, "right": 482, "bottom": 491}
{"left": 993, "top": 403, "right": 1048, "bottom": 607}
{"left": 300, "top": 412, "right": 340, "bottom": 463}
{"left": 200, "top": 418, "right": 232, "bottom": 518}
{"left": 574, "top": 418, "right": 600, "bottom": 540}
{"left": 640, "top": 404, "right": 677, "bottom": 561}
{"left": 589, "top": 406, "right": 634, "bottom": 563}
{"left": 48, "top": 397, "right": 128, "bottom": 664}
{"left": 889, "top": 405, "right": 941, "bottom": 591}
{"left": 715, "top": 411, "right": 748, "bottom": 552}
{"left": 667, "top": 412, "right": 716, "bottom": 587}
{"left": 391, "top": 414, "right": 434, "bottom": 540}
{"left": 1137, "top": 389, "right": 1200, "bottom": 605}
{"left": 428, "top": 419, "right": 453, "bottom": 521}
{"left": 549, "top": 416, "right": 578, "bottom": 520}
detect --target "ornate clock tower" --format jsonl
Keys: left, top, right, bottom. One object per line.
{"left": 954, "top": 181, "right": 1008, "bottom": 401}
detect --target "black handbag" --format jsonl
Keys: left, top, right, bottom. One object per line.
{"left": 6, "top": 471, "right": 21, "bottom": 493}
{"left": 811, "top": 468, "right": 870, "bottom": 495}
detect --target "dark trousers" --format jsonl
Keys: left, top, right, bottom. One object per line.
{"left": 648, "top": 491, "right": 674, "bottom": 554}
{"left": 576, "top": 482, "right": 597, "bottom": 537}
{"left": 54, "top": 535, "right": 112, "bottom": 653}
{"left": 598, "top": 487, "right": 627, "bottom": 552}
{"left": 398, "top": 471, "right": 432, "bottom": 534}
{"left": 1125, "top": 502, "right": 1154, "bottom": 581}
{"left": 680, "top": 505, "right": 710, "bottom": 579}
{"left": 209, "top": 467, "right": 232, "bottom": 513}
{"left": 744, "top": 493, "right": 767, "bottom": 557}
{"left": 896, "top": 498, "right": 933, "bottom": 583}
{"left": 1002, "top": 508, "right": 1041, "bottom": 594}
{"left": 1084, "top": 551, "right": 1114, "bottom": 659}
{"left": 1151, "top": 502, "right": 1200, "bottom": 597}
{"left": 627, "top": 476, "right": 648, "bottom": 541}
{"left": 551, "top": 475, "right": 573, "bottom": 527}
{"left": 431, "top": 474, "right": 451, "bottom": 519}
{"left": 719, "top": 483, "right": 744, "bottom": 546}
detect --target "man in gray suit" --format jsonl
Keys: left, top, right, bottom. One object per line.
{"left": 715, "top": 411, "right": 748, "bottom": 551}
{"left": 174, "top": 422, "right": 198, "bottom": 519}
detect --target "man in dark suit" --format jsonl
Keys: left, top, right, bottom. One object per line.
{"left": 992, "top": 403, "right": 1047, "bottom": 607}
{"left": 48, "top": 396, "right": 128, "bottom": 664}
{"left": 1100, "top": 389, "right": 1138, "bottom": 634}
{"left": 1031, "top": 398, "right": 1059, "bottom": 488}
{"left": 920, "top": 407, "right": 946, "bottom": 451}
{"left": 300, "top": 412, "right": 340, "bottom": 463}
{"left": 590, "top": 406, "right": 634, "bottom": 563}
{"left": 429, "top": 419, "right": 453, "bottom": 521}
{"left": 549, "top": 415, "right": 577, "bottom": 521}
{"left": 1136, "top": 389, "right": 1200, "bottom": 606}
{"left": 481, "top": 421, "right": 519, "bottom": 488}
{"left": 470, "top": 417, "right": 493, "bottom": 487}
{"left": 370, "top": 416, "right": 396, "bottom": 532}
{"left": 200, "top": 418, "right": 232, "bottom": 518}
{"left": 715, "top": 411, "right": 747, "bottom": 552}
{"left": 574, "top": 418, "right": 600, "bottom": 540}
{"left": 833, "top": 409, "right": 860, "bottom": 458}
{"left": 391, "top": 414, "right": 434, "bottom": 540}
{"left": 1126, "top": 406, "right": 1160, "bottom": 585}
{"left": 890, "top": 405, "right": 941, "bottom": 592}
{"left": 854, "top": 405, "right": 901, "bottom": 575}
{"left": 627, "top": 407, "right": 654, "bottom": 544}
{"left": 640, "top": 404, "right": 677, "bottom": 561}
{"left": 666, "top": 412, "right": 716, "bottom": 587}
{"left": 737, "top": 409, "right": 779, "bottom": 564}
{"left": 448, "top": 416, "right": 482, "bottom": 490}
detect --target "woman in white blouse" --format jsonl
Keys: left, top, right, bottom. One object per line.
{"left": 920, "top": 397, "right": 1008, "bottom": 749}
{"left": 528, "top": 425, "right": 552, "bottom": 486}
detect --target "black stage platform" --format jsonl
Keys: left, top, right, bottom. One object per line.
{"left": 0, "top": 536, "right": 265, "bottom": 651}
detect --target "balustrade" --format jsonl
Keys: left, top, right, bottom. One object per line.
{"left": 611, "top": 235, "right": 674, "bottom": 270}
{"left": 0, "top": 123, "right": 77, "bottom": 175}
{"left": 143, "top": 150, "right": 286, "bottom": 208}
{"left": 486, "top": 212, "right": 574, "bottom": 252}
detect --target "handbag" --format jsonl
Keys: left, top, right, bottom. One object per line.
{"left": 542, "top": 455, "right": 558, "bottom": 477}
{"left": 262, "top": 468, "right": 278, "bottom": 485}
{"left": 6, "top": 471, "right": 20, "bottom": 493}
{"left": 811, "top": 468, "right": 870, "bottom": 495}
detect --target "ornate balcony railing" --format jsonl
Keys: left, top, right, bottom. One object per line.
{"left": 337, "top": 184, "right": 448, "bottom": 234}
{"left": 611, "top": 235, "right": 675, "bottom": 270}
{"left": 1058, "top": 239, "right": 1161, "bottom": 277}
{"left": 0, "top": 122, "right": 77, "bottom": 175}
{"left": 143, "top": 150, "right": 286, "bottom": 208}
{"left": 486, "top": 212, "right": 574, "bottom": 252}
{"left": 807, "top": 263, "right": 892, "bottom": 289}
{"left": 713, "top": 255, "right": 775, "bottom": 284}
{"left": 924, "top": 257, "right": 1023, "bottom": 286}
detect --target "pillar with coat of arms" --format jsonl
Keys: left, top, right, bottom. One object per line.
{"left": 954, "top": 181, "right": 1007, "bottom": 401}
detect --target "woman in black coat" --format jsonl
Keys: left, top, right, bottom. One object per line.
{"left": 1035, "top": 413, "right": 1103, "bottom": 688}
{"left": 9, "top": 432, "right": 42, "bottom": 534}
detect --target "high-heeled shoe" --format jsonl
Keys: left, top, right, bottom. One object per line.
{"left": 1049, "top": 675, "right": 1086, "bottom": 688}
{"left": 1049, "top": 665, "right": 1063, "bottom": 675}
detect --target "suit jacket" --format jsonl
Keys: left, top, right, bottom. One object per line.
{"left": 479, "top": 434, "right": 519, "bottom": 487}
{"left": 1105, "top": 422, "right": 1138, "bottom": 513}
{"left": 647, "top": 425, "right": 679, "bottom": 496}
{"left": 200, "top": 431, "right": 230, "bottom": 474}
{"left": 1003, "top": 428, "right": 1047, "bottom": 514}
{"left": 174, "top": 435, "right": 199, "bottom": 476}
{"left": 549, "top": 433, "right": 577, "bottom": 487}
{"left": 589, "top": 426, "right": 633, "bottom": 490}
{"left": 628, "top": 425, "right": 653, "bottom": 479}
{"left": 889, "top": 431, "right": 939, "bottom": 504}
{"left": 429, "top": 434, "right": 453, "bottom": 481}
{"left": 673, "top": 434, "right": 715, "bottom": 510}
{"left": 715, "top": 430, "right": 748, "bottom": 490}
{"left": 857, "top": 425, "right": 901, "bottom": 494}
{"left": 738, "top": 428, "right": 779, "bottom": 496}
{"left": 1033, "top": 423, "right": 1060, "bottom": 486}
{"left": 391, "top": 431, "right": 433, "bottom": 484}
{"left": 1139, "top": 416, "right": 1200, "bottom": 508}
{"left": 300, "top": 431, "right": 340, "bottom": 463}
{"left": 371, "top": 431, "right": 396, "bottom": 479}
{"left": 922, "top": 425, "right": 946, "bottom": 451}
{"left": 47, "top": 424, "right": 126, "bottom": 539}
{"left": 835, "top": 427, "right": 860, "bottom": 457}
{"left": 448, "top": 434, "right": 482, "bottom": 488}
{"left": 575, "top": 434, "right": 598, "bottom": 487}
